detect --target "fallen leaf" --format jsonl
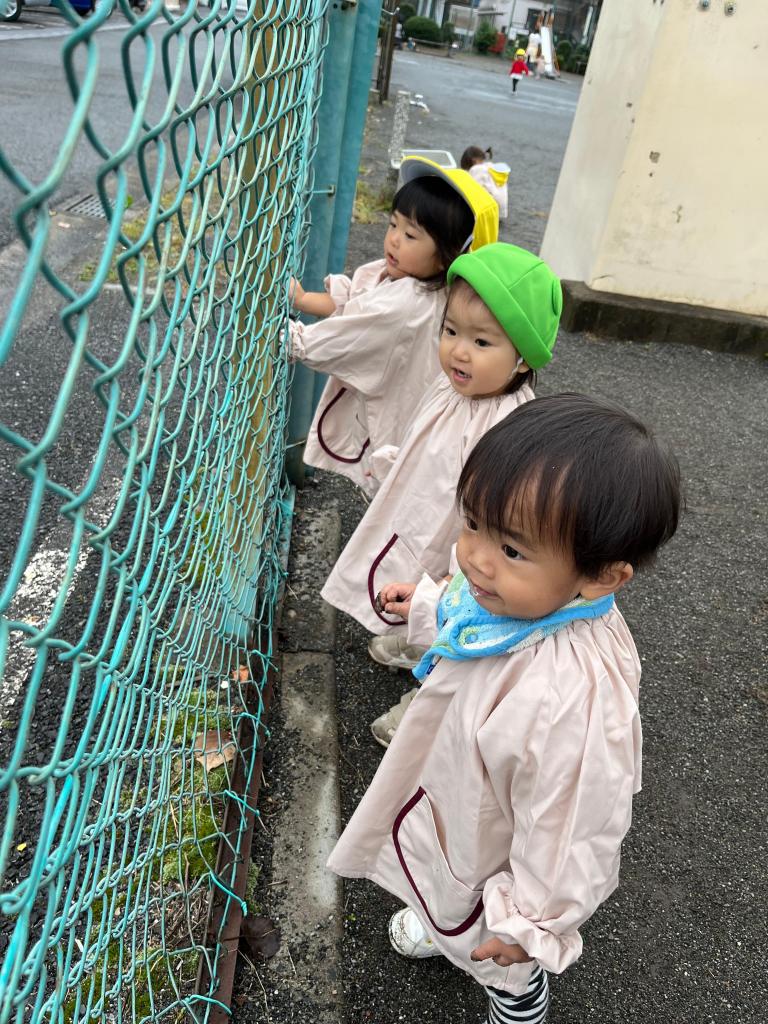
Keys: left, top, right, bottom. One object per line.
{"left": 16, "top": 843, "right": 27, "bottom": 853}
{"left": 240, "top": 915, "right": 281, "bottom": 960}
{"left": 193, "top": 730, "right": 236, "bottom": 770}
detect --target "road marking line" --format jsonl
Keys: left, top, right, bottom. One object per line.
{"left": 0, "top": 17, "right": 163, "bottom": 42}
{"left": 1, "top": 473, "right": 123, "bottom": 709}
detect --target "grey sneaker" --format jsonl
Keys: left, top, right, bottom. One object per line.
{"left": 368, "top": 634, "right": 427, "bottom": 669}
{"left": 370, "top": 687, "right": 419, "bottom": 747}
{"left": 388, "top": 908, "right": 442, "bottom": 958}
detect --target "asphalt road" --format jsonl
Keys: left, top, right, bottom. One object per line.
{"left": 0, "top": 6, "right": 192, "bottom": 248}
{"left": 0, "top": 5, "right": 215, "bottom": 706}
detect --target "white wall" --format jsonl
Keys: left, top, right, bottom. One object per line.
{"left": 541, "top": 0, "right": 768, "bottom": 316}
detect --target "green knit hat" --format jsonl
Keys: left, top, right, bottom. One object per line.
{"left": 446, "top": 243, "right": 563, "bottom": 370}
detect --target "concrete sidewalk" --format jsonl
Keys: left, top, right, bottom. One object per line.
{"left": 233, "top": 53, "right": 768, "bottom": 1024}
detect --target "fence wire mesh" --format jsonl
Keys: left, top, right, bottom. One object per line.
{"left": 0, "top": 1, "right": 328, "bottom": 1020}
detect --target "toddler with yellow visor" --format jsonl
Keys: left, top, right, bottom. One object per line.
{"left": 288, "top": 157, "right": 498, "bottom": 497}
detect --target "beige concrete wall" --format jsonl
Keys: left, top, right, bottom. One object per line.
{"left": 541, "top": 0, "right": 768, "bottom": 316}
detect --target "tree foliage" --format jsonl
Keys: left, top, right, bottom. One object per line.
{"left": 404, "top": 15, "right": 441, "bottom": 42}
{"left": 473, "top": 20, "right": 498, "bottom": 54}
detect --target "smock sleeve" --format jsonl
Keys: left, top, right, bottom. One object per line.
{"left": 406, "top": 574, "right": 446, "bottom": 648}
{"left": 368, "top": 444, "right": 400, "bottom": 484}
{"left": 324, "top": 272, "right": 354, "bottom": 312}
{"left": 479, "top": 626, "right": 641, "bottom": 974}
{"left": 288, "top": 289, "right": 411, "bottom": 396}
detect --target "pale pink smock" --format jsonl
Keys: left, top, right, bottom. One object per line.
{"left": 289, "top": 259, "right": 445, "bottom": 496}
{"left": 320, "top": 376, "right": 534, "bottom": 634}
{"left": 327, "top": 575, "right": 643, "bottom": 995}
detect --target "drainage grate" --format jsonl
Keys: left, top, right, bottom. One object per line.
{"left": 62, "top": 194, "right": 110, "bottom": 219}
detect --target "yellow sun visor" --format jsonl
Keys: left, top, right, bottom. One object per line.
{"left": 487, "top": 162, "right": 511, "bottom": 188}
{"left": 399, "top": 156, "right": 499, "bottom": 251}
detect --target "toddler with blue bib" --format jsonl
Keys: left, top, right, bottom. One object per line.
{"left": 328, "top": 394, "right": 681, "bottom": 1024}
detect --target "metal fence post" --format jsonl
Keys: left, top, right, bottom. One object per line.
{"left": 286, "top": 0, "right": 385, "bottom": 486}
{"left": 329, "top": 0, "right": 385, "bottom": 272}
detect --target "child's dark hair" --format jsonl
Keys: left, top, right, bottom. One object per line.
{"left": 392, "top": 176, "right": 474, "bottom": 289}
{"left": 442, "top": 278, "right": 536, "bottom": 396}
{"left": 460, "top": 145, "right": 492, "bottom": 170}
{"left": 457, "top": 393, "right": 681, "bottom": 577}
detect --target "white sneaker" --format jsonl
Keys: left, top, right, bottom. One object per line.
{"left": 368, "top": 634, "right": 427, "bottom": 669}
{"left": 388, "top": 908, "right": 441, "bottom": 959}
{"left": 370, "top": 687, "right": 419, "bottom": 748}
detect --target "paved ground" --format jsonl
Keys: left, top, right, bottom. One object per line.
{"left": 234, "top": 50, "right": 768, "bottom": 1024}
{"left": 0, "top": 8, "right": 191, "bottom": 248}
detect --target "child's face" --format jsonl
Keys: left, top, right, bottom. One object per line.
{"left": 456, "top": 509, "right": 591, "bottom": 620}
{"left": 384, "top": 211, "right": 442, "bottom": 280}
{"left": 439, "top": 286, "right": 525, "bottom": 398}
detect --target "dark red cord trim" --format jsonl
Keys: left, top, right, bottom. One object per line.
{"left": 316, "top": 386, "right": 370, "bottom": 464}
{"left": 392, "top": 787, "right": 484, "bottom": 937}
{"left": 368, "top": 533, "right": 407, "bottom": 626}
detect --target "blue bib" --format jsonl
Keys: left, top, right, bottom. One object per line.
{"left": 413, "top": 572, "right": 615, "bottom": 680}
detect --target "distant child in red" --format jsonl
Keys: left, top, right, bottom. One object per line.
{"left": 509, "top": 48, "right": 531, "bottom": 93}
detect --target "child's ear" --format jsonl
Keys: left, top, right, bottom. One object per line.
{"left": 580, "top": 562, "right": 634, "bottom": 600}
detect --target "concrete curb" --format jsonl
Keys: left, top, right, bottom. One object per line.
{"left": 264, "top": 498, "right": 344, "bottom": 1022}
{"left": 561, "top": 279, "right": 768, "bottom": 357}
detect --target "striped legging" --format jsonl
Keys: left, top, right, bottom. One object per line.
{"left": 486, "top": 965, "right": 549, "bottom": 1023}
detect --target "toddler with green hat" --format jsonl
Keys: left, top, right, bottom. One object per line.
{"left": 320, "top": 242, "right": 562, "bottom": 743}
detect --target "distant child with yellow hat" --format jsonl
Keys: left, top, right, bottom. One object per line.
{"left": 288, "top": 157, "right": 498, "bottom": 497}
{"left": 509, "top": 48, "right": 531, "bottom": 93}
{"left": 320, "top": 243, "right": 562, "bottom": 742}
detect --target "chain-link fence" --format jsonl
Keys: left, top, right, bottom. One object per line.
{"left": 0, "top": 1, "right": 328, "bottom": 1020}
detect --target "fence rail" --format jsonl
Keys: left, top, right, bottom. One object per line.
{"left": 0, "top": 1, "right": 328, "bottom": 1020}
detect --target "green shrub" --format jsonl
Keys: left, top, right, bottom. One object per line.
{"left": 473, "top": 20, "right": 498, "bottom": 54}
{"left": 403, "top": 15, "right": 441, "bottom": 42}
{"left": 398, "top": 2, "right": 416, "bottom": 25}
{"left": 555, "top": 39, "right": 573, "bottom": 62}
{"left": 441, "top": 21, "right": 455, "bottom": 43}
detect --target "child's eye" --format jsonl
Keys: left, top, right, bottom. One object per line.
{"left": 502, "top": 544, "right": 522, "bottom": 560}
{"left": 443, "top": 325, "right": 456, "bottom": 337}
{"left": 465, "top": 517, "right": 478, "bottom": 532}
{"left": 405, "top": 232, "right": 416, "bottom": 240}
{"left": 475, "top": 337, "right": 492, "bottom": 348}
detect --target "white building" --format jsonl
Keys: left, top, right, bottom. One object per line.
{"left": 412, "top": 1, "right": 601, "bottom": 46}
{"left": 541, "top": 0, "right": 767, "bottom": 317}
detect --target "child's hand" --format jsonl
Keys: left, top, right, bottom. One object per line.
{"left": 375, "top": 582, "right": 417, "bottom": 620}
{"left": 289, "top": 278, "right": 336, "bottom": 318}
{"left": 470, "top": 937, "right": 532, "bottom": 968}
{"left": 289, "top": 276, "right": 306, "bottom": 312}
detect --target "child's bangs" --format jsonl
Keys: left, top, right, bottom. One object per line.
{"left": 458, "top": 453, "right": 576, "bottom": 553}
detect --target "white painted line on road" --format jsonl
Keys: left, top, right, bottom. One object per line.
{"left": 0, "top": 16, "right": 163, "bottom": 42}
{"left": 394, "top": 58, "right": 419, "bottom": 65}
{"left": 0, "top": 472, "right": 123, "bottom": 710}
{"left": 469, "top": 88, "right": 578, "bottom": 114}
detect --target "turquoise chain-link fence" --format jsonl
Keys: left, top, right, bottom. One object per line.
{"left": 0, "top": 1, "right": 328, "bottom": 1020}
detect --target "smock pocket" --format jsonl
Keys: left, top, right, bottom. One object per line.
{"left": 392, "top": 788, "right": 484, "bottom": 937}
{"left": 315, "top": 385, "right": 370, "bottom": 464}
{"left": 368, "top": 533, "right": 430, "bottom": 627}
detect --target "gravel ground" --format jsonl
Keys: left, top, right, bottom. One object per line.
{"left": 235, "top": 55, "right": 768, "bottom": 1024}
